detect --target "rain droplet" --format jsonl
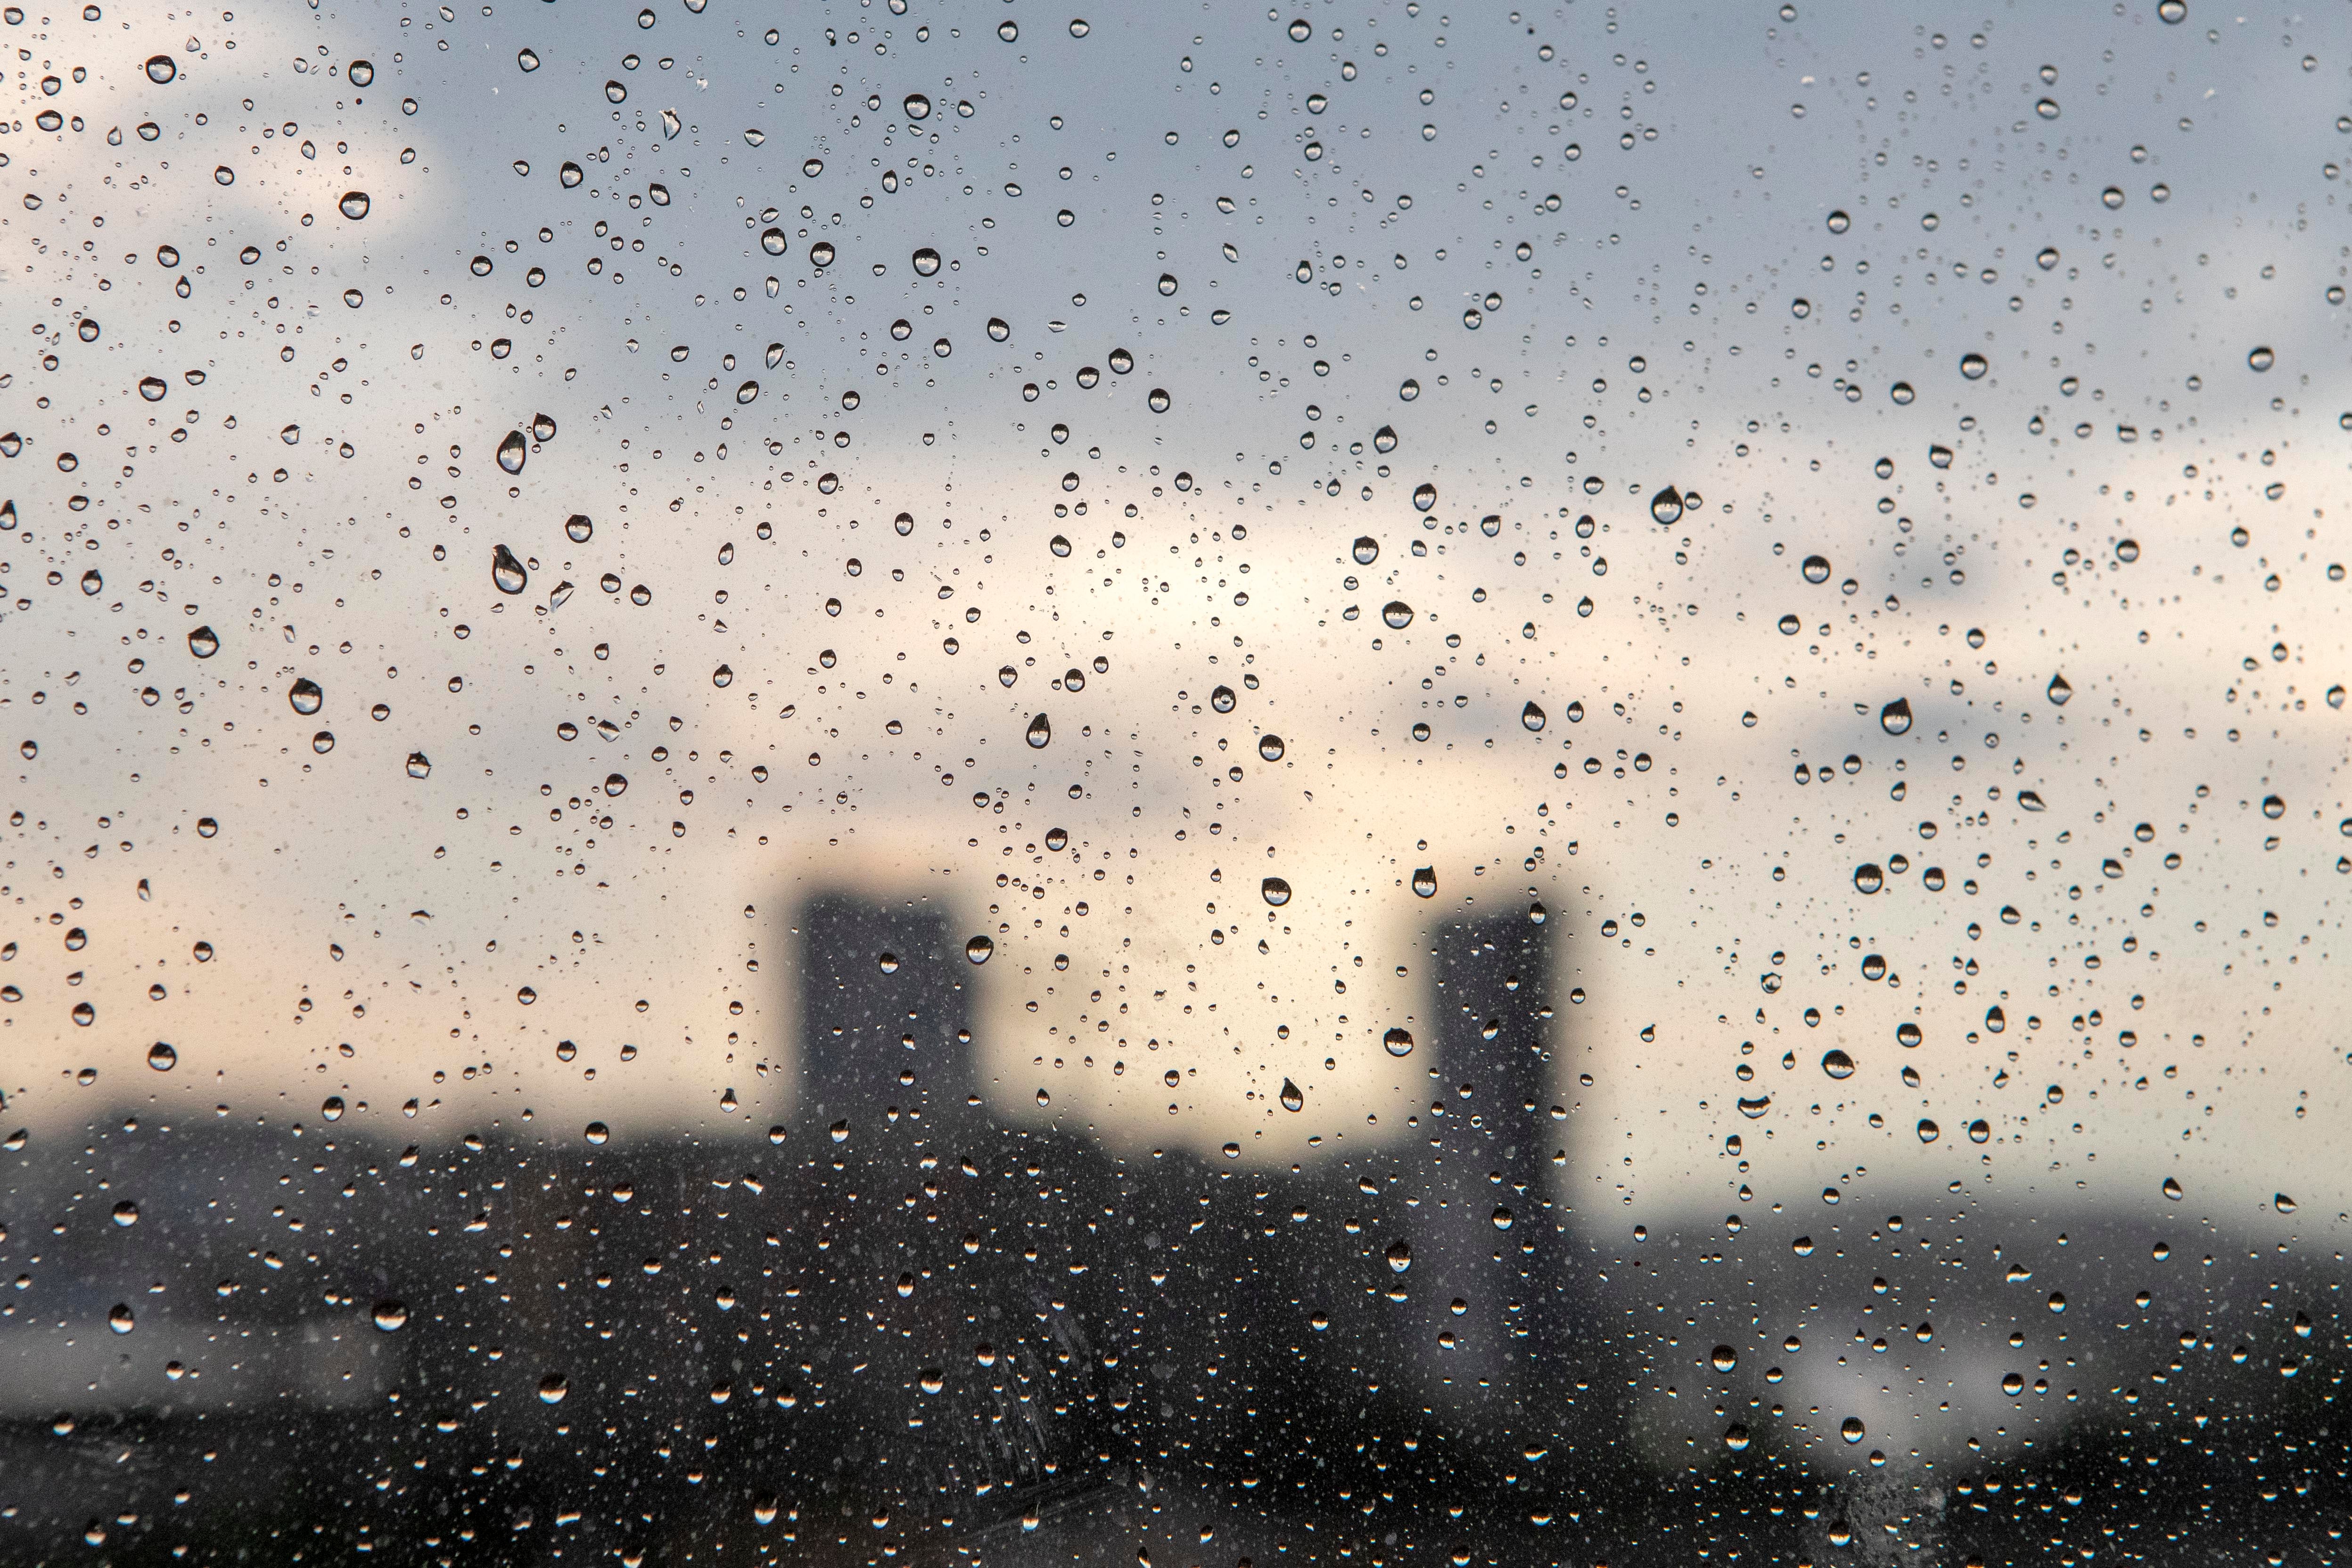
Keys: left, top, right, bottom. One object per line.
{"left": 1853, "top": 863, "right": 1884, "bottom": 895}
{"left": 1384, "top": 1238, "right": 1412, "bottom": 1273}
{"left": 566, "top": 514, "right": 593, "bottom": 543}
{"left": 736, "top": 380, "right": 760, "bottom": 404}
{"left": 138, "top": 375, "right": 168, "bottom": 401}
{"left": 711, "top": 665, "right": 733, "bottom": 689}
{"left": 988, "top": 317, "right": 1012, "bottom": 341}
{"left": 145, "top": 53, "right": 178, "bottom": 82}
{"left": 1383, "top": 1026, "right": 1415, "bottom": 1058}
{"left": 1279, "top": 1078, "right": 1303, "bottom": 1112}
{"left": 1711, "top": 1345, "right": 1738, "bottom": 1372}
{"left": 288, "top": 678, "right": 324, "bottom": 715}
{"left": 538, "top": 1372, "right": 568, "bottom": 1404}
{"left": 1649, "top": 485, "right": 1684, "bottom": 525}
{"left": 406, "top": 753, "right": 433, "bottom": 780}
{"left": 1916, "top": 1118, "right": 1940, "bottom": 1143}
{"left": 109, "top": 1304, "right": 136, "bottom": 1334}
{"left": 904, "top": 93, "right": 932, "bottom": 120}
{"left": 1261, "top": 877, "right": 1291, "bottom": 907}
{"left": 188, "top": 626, "right": 219, "bottom": 658}
{"left": 1258, "top": 734, "right": 1285, "bottom": 762}
{"left": 1801, "top": 554, "right": 1831, "bottom": 583}
{"left": 1878, "top": 698, "right": 1913, "bottom": 735}
{"left": 965, "top": 935, "right": 995, "bottom": 965}
{"left": 1520, "top": 701, "right": 1547, "bottom": 733}
{"left": 147, "top": 1041, "right": 177, "bottom": 1071}
{"left": 112, "top": 1200, "right": 139, "bottom": 1226}
{"left": 1826, "top": 209, "right": 1851, "bottom": 233}
{"left": 1410, "top": 866, "right": 1437, "bottom": 898}
{"left": 1840, "top": 1417, "right": 1865, "bottom": 1444}
{"left": 496, "top": 430, "right": 528, "bottom": 474}
{"left": 584, "top": 1121, "right": 609, "bottom": 1145}
{"left": 912, "top": 246, "right": 942, "bottom": 276}
{"left": 1382, "top": 601, "right": 1415, "bottom": 630}
{"left": 1353, "top": 536, "right": 1381, "bottom": 565}
{"left": 2162, "top": 1176, "right": 2184, "bottom": 1200}
{"left": 2249, "top": 346, "right": 2275, "bottom": 371}
{"left": 492, "top": 544, "right": 529, "bottom": 595}
{"left": 1412, "top": 482, "right": 1438, "bottom": 512}
{"left": 1399, "top": 378, "right": 1420, "bottom": 401}
{"left": 605, "top": 79, "right": 628, "bottom": 103}
{"left": 1723, "top": 1425, "right": 1751, "bottom": 1452}
{"left": 1959, "top": 352, "right": 1988, "bottom": 379}
{"left": 810, "top": 240, "right": 837, "bottom": 267}
{"left": 1889, "top": 381, "right": 1916, "bottom": 404}
{"left": 2157, "top": 0, "right": 2185, "bottom": 19}
{"left": 347, "top": 59, "right": 374, "bottom": 86}
{"left": 373, "top": 1300, "right": 409, "bottom": 1331}
{"left": 2275, "top": 1192, "right": 2298, "bottom": 1215}
{"left": 517, "top": 46, "right": 539, "bottom": 70}
{"left": 2046, "top": 673, "right": 2072, "bottom": 706}
{"left": 1820, "top": 1049, "right": 1855, "bottom": 1080}
{"left": 1026, "top": 713, "right": 1052, "bottom": 748}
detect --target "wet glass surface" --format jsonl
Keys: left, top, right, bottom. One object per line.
{"left": 2, "top": 0, "right": 2346, "bottom": 1561}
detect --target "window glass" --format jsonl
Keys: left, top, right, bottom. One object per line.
{"left": 4, "top": 0, "right": 2337, "bottom": 1560}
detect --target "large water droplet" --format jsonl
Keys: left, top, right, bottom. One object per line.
{"left": 138, "top": 375, "right": 168, "bottom": 401}
{"left": 1026, "top": 713, "right": 1052, "bottom": 748}
{"left": 148, "top": 1041, "right": 177, "bottom": 1071}
{"left": 1384, "top": 1238, "right": 1413, "bottom": 1273}
{"left": 1723, "top": 1425, "right": 1751, "bottom": 1452}
{"left": 1820, "top": 1049, "right": 1855, "bottom": 1080}
{"left": 1258, "top": 734, "right": 1285, "bottom": 762}
{"left": 337, "top": 190, "right": 370, "bottom": 220}
{"left": 1352, "top": 536, "right": 1380, "bottom": 566}
{"left": 373, "top": 1300, "right": 409, "bottom": 1331}
{"left": 1279, "top": 1078, "right": 1303, "bottom": 1112}
{"left": 2046, "top": 673, "right": 2072, "bottom": 706}
{"left": 1649, "top": 485, "right": 1684, "bottom": 525}
{"left": 492, "top": 544, "right": 529, "bottom": 594}
{"left": 1840, "top": 1416, "right": 1865, "bottom": 1444}
{"left": 497, "top": 429, "right": 528, "bottom": 474}
{"left": 1711, "top": 1345, "right": 1738, "bottom": 1372}
{"left": 1412, "top": 482, "right": 1438, "bottom": 512}
{"left": 1959, "top": 352, "right": 1989, "bottom": 379}
{"left": 912, "top": 246, "right": 942, "bottom": 276}
{"left": 904, "top": 93, "right": 932, "bottom": 120}
{"left": 188, "top": 625, "right": 219, "bottom": 658}
{"left": 347, "top": 59, "right": 375, "bottom": 86}
{"left": 406, "top": 753, "right": 433, "bottom": 780}
{"left": 145, "top": 53, "right": 178, "bottom": 82}
{"left": 1878, "top": 698, "right": 1913, "bottom": 735}
{"left": 538, "top": 1372, "right": 568, "bottom": 1404}
{"left": 1826, "top": 209, "right": 1851, "bottom": 233}
{"left": 288, "top": 678, "right": 324, "bottom": 715}
{"left": 1520, "top": 701, "right": 1546, "bottom": 733}
{"left": 2248, "top": 345, "right": 2275, "bottom": 372}
{"left": 108, "top": 1303, "right": 136, "bottom": 1334}
{"left": 1261, "top": 877, "right": 1291, "bottom": 907}
{"left": 1916, "top": 1118, "right": 1940, "bottom": 1143}
{"left": 1383, "top": 1026, "right": 1414, "bottom": 1058}
{"left": 965, "top": 935, "right": 994, "bottom": 964}
{"left": 1802, "top": 554, "right": 1831, "bottom": 584}
{"left": 1410, "top": 866, "right": 1437, "bottom": 898}
{"left": 113, "top": 1200, "right": 140, "bottom": 1227}
{"left": 1382, "top": 601, "right": 1414, "bottom": 630}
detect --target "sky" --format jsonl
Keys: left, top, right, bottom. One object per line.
{"left": 3, "top": 0, "right": 2349, "bottom": 1238}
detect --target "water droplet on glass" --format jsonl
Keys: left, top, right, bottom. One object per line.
{"left": 584, "top": 1121, "right": 610, "bottom": 1145}
{"left": 112, "top": 1199, "right": 139, "bottom": 1226}
{"left": 1383, "top": 1026, "right": 1414, "bottom": 1058}
{"left": 373, "top": 1300, "right": 409, "bottom": 1331}
{"left": 1916, "top": 1118, "right": 1940, "bottom": 1143}
{"left": 1840, "top": 1417, "right": 1865, "bottom": 1444}
{"left": 1412, "top": 482, "right": 1438, "bottom": 512}
{"left": 496, "top": 429, "right": 527, "bottom": 474}
{"left": 1410, "top": 866, "right": 1437, "bottom": 898}
{"left": 145, "top": 53, "right": 177, "bottom": 82}
{"left": 2248, "top": 345, "right": 2275, "bottom": 372}
{"left": 338, "top": 190, "right": 370, "bottom": 220}
{"left": 1257, "top": 734, "right": 1286, "bottom": 763}
{"left": 1820, "top": 1049, "right": 1856, "bottom": 1080}
{"left": 810, "top": 240, "right": 837, "bottom": 267}
{"left": 288, "top": 678, "right": 324, "bottom": 715}
{"left": 2046, "top": 673, "right": 2072, "bottom": 706}
{"left": 1382, "top": 601, "right": 1414, "bottom": 629}
{"left": 1279, "top": 1078, "right": 1303, "bottom": 1111}
{"left": 2275, "top": 1193, "right": 2298, "bottom": 1215}
{"left": 406, "top": 753, "right": 433, "bottom": 780}
{"left": 108, "top": 1303, "right": 136, "bottom": 1334}
{"left": 1261, "top": 877, "right": 1291, "bottom": 907}
{"left": 492, "top": 544, "right": 528, "bottom": 595}
{"left": 1889, "top": 381, "right": 1916, "bottom": 404}
{"left": 965, "top": 935, "right": 994, "bottom": 965}
{"left": 147, "top": 1041, "right": 177, "bottom": 1071}
{"left": 138, "top": 375, "right": 168, "bottom": 401}
{"left": 1879, "top": 698, "right": 1913, "bottom": 735}
{"left": 2162, "top": 1176, "right": 2184, "bottom": 1200}
{"left": 912, "top": 247, "right": 942, "bottom": 276}
{"left": 904, "top": 93, "right": 932, "bottom": 120}
{"left": 1520, "top": 701, "right": 1547, "bottom": 733}
{"left": 565, "top": 514, "right": 593, "bottom": 544}
{"left": 1801, "top": 554, "right": 1831, "bottom": 584}
{"left": 347, "top": 57, "right": 374, "bottom": 85}
{"left": 736, "top": 380, "right": 760, "bottom": 404}
{"left": 1384, "top": 1238, "right": 1412, "bottom": 1273}
{"left": 605, "top": 79, "right": 628, "bottom": 103}
{"left": 1711, "top": 1345, "right": 1738, "bottom": 1372}
{"left": 538, "top": 1372, "right": 568, "bottom": 1404}
{"left": 1959, "top": 352, "right": 1989, "bottom": 379}
{"left": 1723, "top": 1425, "right": 1751, "bottom": 1452}
{"left": 1853, "top": 863, "right": 1884, "bottom": 895}
{"left": 188, "top": 626, "right": 220, "bottom": 658}
{"left": 1026, "top": 713, "right": 1052, "bottom": 748}
{"left": 1649, "top": 485, "right": 1684, "bottom": 525}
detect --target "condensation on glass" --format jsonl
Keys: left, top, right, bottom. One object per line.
{"left": 0, "top": 0, "right": 2339, "bottom": 1560}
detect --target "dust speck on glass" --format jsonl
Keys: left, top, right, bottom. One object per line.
{"left": 1, "top": 0, "right": 2340, "bottom": 1560}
